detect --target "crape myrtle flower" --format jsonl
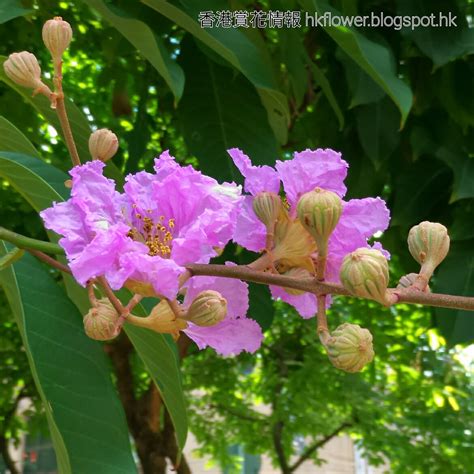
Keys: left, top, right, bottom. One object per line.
{"left": 183, "top": 273, "right": 263, "bottom": 355}
{"left": 41, "top": 151, "right": 243, "bottom": 300}
{"left": 228, "top": 148, "right": 390, "bottom": 318}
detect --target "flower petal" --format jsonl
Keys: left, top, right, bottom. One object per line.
{"left": 275, "top": 149, "right": 349, "bottom": 208}
{"left": 233, "top": 196, "right": 266, "bottom": 252}
{"left": 185, "top": 318, "right": 263, "bottom": 355}
{"left": 270, "top": 285, "right": 317, "bottom": 319}
{"left": 228, "top": 148, "right": 280, "bottom": 195}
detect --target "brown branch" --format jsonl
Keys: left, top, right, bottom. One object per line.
{"left": 186, "top": 263, "right": 474, "bottom": 312}
{"left": 27, "top": 249, "right": 71, "bottom": 274}
{"left": 289, "top": 422, "right": 352, "bottom": 472}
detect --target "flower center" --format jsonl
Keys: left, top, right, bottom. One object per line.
{"left": 127, "top": 207, "right": 175, "bottom": 257}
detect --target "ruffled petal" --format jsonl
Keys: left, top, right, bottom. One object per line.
{"left": 184, "top": 275, "right": 249, "bottom": 319}
{"left": 115, "top": 253, "right": 185, "bottom": 299}
{"left": 185, "top": 318, "right": 263, "bottom": 355}
{"left": 228, "top": 148, "right": 280, "bottom": 195}
{"left": 270, "top": 285, "right": 317, "bottom": 319}
{"left": 275, "top": 149, "right": 349, "bottom": 208}
{"left": 233, "top": 196, "right": 266, "bottom": 252}
{"left": 69, "top": 160, "right": 122, "bottom": 229}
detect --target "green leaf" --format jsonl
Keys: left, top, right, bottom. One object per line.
{"left": 177, "top": 39, "right": 278, "bottom": 182}
{"left": 125, "top": 323, "right": 188, "bottom": 452}
{"left": 355, "top": 97, "right": 400, "bottom": 169}
{"left": 0, "top": 56, "right": 91, "bottom": 162}
{"left": 310, "top": 61, "right": 344, "bottom": 130}
{"left": 0, "top": 0, "right": 32, "bottom": 24}
{"left": 0, "top": 245, "right": 137, "bottom": 473}
{"left": 337, "top": 49, "right": 385, "bottom": 108}
{"left": 83, "top": 0, "right": 184, "bottom": 101}
{"left": 0, "top": 115, "right": 40, "bottom": 157}
{"left": 0, "top": 152, "right": 69, "bottom": 210}
{"left": 434, "top": 240, "right": 474, "bottom": 345}
{"left": 397, "top": 0, "right": 474, "bottom": 69}
{"left": 142, "top": 0, "right": 290, "bottom": 144}
{"left": 308, "top": 0, "right": 413, "bottom": 125}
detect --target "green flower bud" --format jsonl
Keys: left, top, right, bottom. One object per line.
{"left": 297, "top": 187, "right": 342, "bottom": 254}
{"left": 340, "top": 248, "right": 391, "bottom": 305}
{"left": 252, "top": 192, "right": 282, "bottom": 230}
{"left": 42, "top": 17, "right": 72, "bottom": 61}
{"left": 326, "top": 323, "right": 374, "bottom": 373}
{"left": 407, "top": 221, "right": 450, "bottom": 275}
{"left": 83, "top": 298, "right": 119, "bottom": 341}
{"left": 186, "top": 290, "right": 227, "bottom": 327}
{"left": 89, "top": 128, "right": 119, "bottom": 162}
{"left": 282, "top": 267, "right": 312, "bottom": 295}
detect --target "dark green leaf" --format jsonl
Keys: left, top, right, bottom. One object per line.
{"left": 0, "top": 245, "right": 137, "bottom": 473}
{"left": 434, "top": 240, "right": 474, "bottom": 344}
{"left": 397, "top": 0, "right": 474, "bottom": 68}
{"left": 356, "top": 97, "right": 400, "bottom": 169}
{"left": 0, "top": 0, "right": 32, "bottom": 24}
{"left": 83, "top": 0, "right": 185, "bottom": 101}
{"left": 142, "top": 0, "right": 290, "bottom": 144}
{"left": 177, "top": 39, "right": 278, "bottom": 182}
{"left": 308, "top": 0, "right": 413, "bottom": 125}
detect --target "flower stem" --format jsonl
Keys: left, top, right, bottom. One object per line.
{"left": 0, "top": 228, "right": 64, "bottom": 255}
{"left": 52, "top": 60, "right": 81, "bottom": 167}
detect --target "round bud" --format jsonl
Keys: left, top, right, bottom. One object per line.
{"left": 252, "top": 192, "right": 282, "bottom": 229}
{"left": 83, "top": 298, "right": 119, "bottom": 341}
{"left": 326, "top": 323, "right": 374, "bottom": 373}
{"left": 186, "top": 290, "right": 227, "bottom": 327}
{"left": 42, "top": 17, "right": 72, "bottom": 61}
{"left": 282, "top": 267, "right": 312, "bottom": 295}
{"left": 89, "top": 129, "right": 119, "bottom": 162}
{"left": 3, "top": 52, "right": 50, "bottom": 94}
{"left": 407, "top": 222, "right": 450, "bottom": 274}
{"left": 297, "top": 187, "right": 342, "bottom": 254}
{"left": 340, "top": 248, "right": 390, "bottom": 305}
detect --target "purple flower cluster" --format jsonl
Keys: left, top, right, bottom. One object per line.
{"left": 41, "top": 148, "right": 390, "bottom": 354}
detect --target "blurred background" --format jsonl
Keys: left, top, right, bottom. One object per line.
{"left": 0, "top": 0, "right": 473, "bottom": 473}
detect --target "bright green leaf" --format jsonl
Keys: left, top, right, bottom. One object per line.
{"left": 83, "top": 0, "right": 185, "bottom": 101}
{"left": 0, "top": 244, "right": 137, "bottom": 473}
{"left": 0, "top": 116, "right": 40, "bottom": 157}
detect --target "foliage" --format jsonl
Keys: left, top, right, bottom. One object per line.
{"left": 0, "top": 0, "right": 473, "bottom": 473}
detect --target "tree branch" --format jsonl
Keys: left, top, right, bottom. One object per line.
{"left": 1, "top": 228, "right": 473, "bottom": 312}
{"left": 289, "top": 422, "right": 352, "bottom": 472}
{"left": 211, "top": 403, "right": 268, "bottom": 424}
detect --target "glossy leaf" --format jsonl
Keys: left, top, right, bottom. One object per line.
{"left": 0, "top": 116, "right": 40, "bottom": 157}
{"left": 177, "top": 39, "right": 278, "bottom": 182}
{"left": 83, "top": 0, "right": 185, "bottom": 101}
{"left": 0, "top": 244, "right": 137, "bottom": 473}
{"left": 142, "top": 0, "right": 290, "bottom": 144}
{"left": 308, "top": 0, "right": 413, "bottom": 125}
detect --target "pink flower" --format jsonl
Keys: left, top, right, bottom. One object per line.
{"left": 183, "top": 274, "right": 263, "bottom": 355}
{"left": 228, "top": 148, "right": 390, "bottom": 318}
{"left": 41, "top": 153, "right": 242, "bottom": 299}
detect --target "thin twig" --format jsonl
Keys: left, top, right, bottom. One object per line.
{"left": 27, "top": 249, "right": 71, "bottom": 273}
{"left": 0, "top": 227, "right": 64, "bottom": 254}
